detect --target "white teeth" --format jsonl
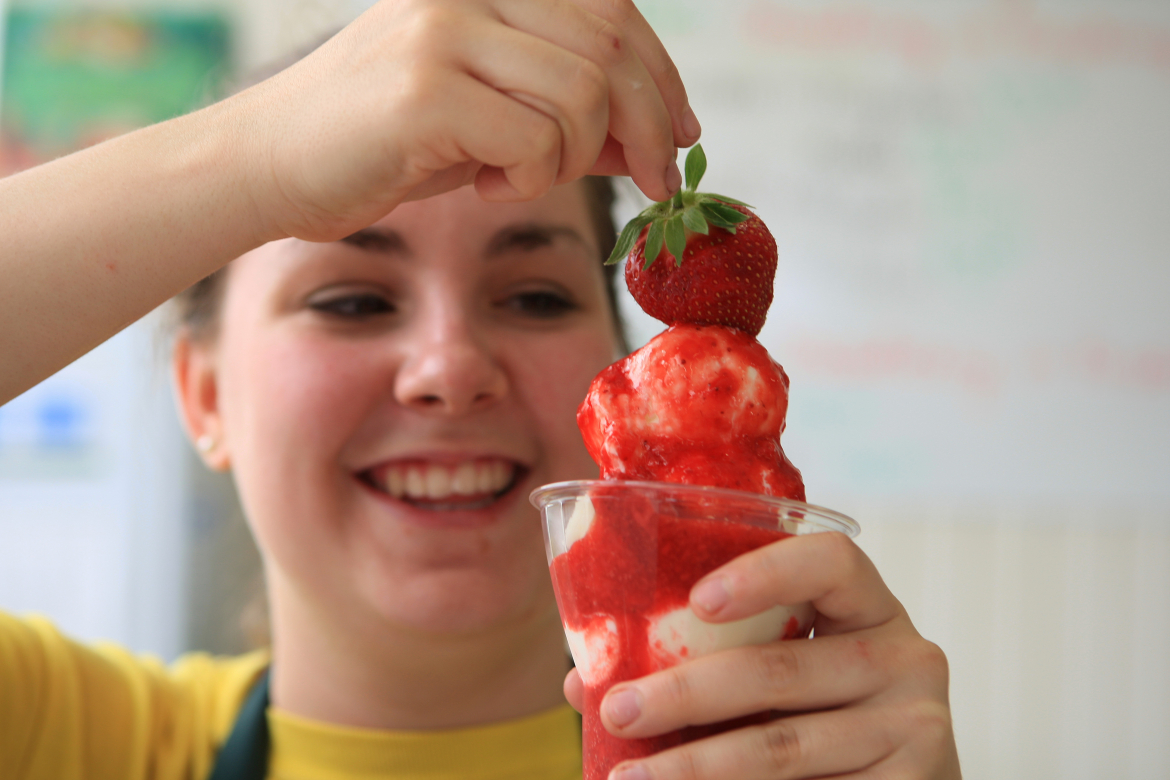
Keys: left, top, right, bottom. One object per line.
{"left": 376, "top": 460, "right": 515, "bottom": 501}
{"left": 405, "top": 466, "right": 426, "bottom": 498}
{"left": 425, "top": 464, "right": 452, "bottom": 499}
{"left": 387, "top": 468, "right": 405, "bottom": 498}
{"left": 453, "top": 462, "right": 478, "bottom": 495}
{"left": 476, "top": 463, "right": 494, "bottom": 494}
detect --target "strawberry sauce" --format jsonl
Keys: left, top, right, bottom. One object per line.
{"left": 577, "top": 324, "right": 805, "bottom": 501}
{"left": 549, "top": 486, "right": 800, "bottom": 780}
{"left": 562, "top": 322, "right": 808, "bottom": 778}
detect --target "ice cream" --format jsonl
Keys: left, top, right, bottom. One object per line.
{"left": 577, "top": 323, "right": 805, "bottom": 501}
{"left": 547, "top": 322, "right": 811, "bottom": 778}
{"left": 533, "top": 144, "right": 852, "bottom": 780}
{"left": 545, "top": 483, "right": 815, "bottom": 777}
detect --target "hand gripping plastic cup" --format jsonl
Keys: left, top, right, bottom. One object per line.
{"left": 530, "top": 479, "right": 859, "bottom": 780}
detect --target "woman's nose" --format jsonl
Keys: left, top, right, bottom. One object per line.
{"left": 393, "top": 321, "right": 508, "bottom": 415}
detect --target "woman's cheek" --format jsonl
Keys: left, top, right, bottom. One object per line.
{"left": 516, "top": 330, "right": 613, "bottom": 477}
{"left": 263, "top": 332, "right": 386, "bottom": 435}
{"left": 223, "top": 331, "right": 371, "bottom": 523}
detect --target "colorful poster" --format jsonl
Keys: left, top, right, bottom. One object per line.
{"left": 1, "top": 7, "right": 230, "bottom": 172}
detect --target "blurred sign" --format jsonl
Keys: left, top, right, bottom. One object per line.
{"left": 1, "top": 7, "right": 230, "bottom": 171}
{"left": 0, "top": 381, "right": 100, "bottom": 479}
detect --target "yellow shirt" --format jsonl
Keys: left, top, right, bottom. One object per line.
{"left": 0, "top": 613, "right": 582, "bottom": 780}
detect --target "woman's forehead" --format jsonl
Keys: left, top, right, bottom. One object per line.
{"left": 231, "top": 181, "right": 599, "bottom": 286}
{"left": 371, "top": 182, "right": 592, "bottom": 239}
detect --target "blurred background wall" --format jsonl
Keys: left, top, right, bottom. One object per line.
{"left": 1, "top": 1, "right": 1167, "bottom": 778}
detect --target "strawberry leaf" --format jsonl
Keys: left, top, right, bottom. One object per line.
{"left": 607, "top": 214, "right": 655, "bottom": 265}
{"left": 644, "top": 219, "right": 665, "bottom": 268}
{"left": 703, "top": 193, "right": 754, "bottom": 208}
{"left": 684, "top": 144, "right": 707, "bottom": 192}
{"left": 699, "top": 202, "right": 745, "bottom": 231}
{"left": 681, "top": 207, "right": 708, "bottom": 235}
{"left": 702, "top": 201, "right": 751, "bottom": 225}
{"left": 665, "top": 214, "right": 687, "bottom": 266}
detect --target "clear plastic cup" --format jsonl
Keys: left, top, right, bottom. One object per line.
{"left": 530, "top": 479, "right": 859, "bottom": 780}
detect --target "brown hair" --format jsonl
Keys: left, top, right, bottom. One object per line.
{"left": 172, "top": 176, "right": 628, "bottom": 352}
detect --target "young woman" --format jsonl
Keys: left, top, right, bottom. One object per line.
{"left": 0, "top": 1, "right": 961, "bottom": 778}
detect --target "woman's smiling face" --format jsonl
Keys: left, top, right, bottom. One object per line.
{"left": 184, "top": 183, "right": 618, "bottom": 637}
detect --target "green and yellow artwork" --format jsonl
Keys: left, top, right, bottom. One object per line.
{"left": 1, "top": 7, "right": 230, "bottom": 172}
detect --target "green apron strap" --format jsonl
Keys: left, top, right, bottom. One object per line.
{"left": 207, "top": 668, "right": 271, "bottom": 780}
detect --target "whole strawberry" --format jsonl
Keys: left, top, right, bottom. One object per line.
{"left": 608, "top": 145, "right": 777, "bottom": 336}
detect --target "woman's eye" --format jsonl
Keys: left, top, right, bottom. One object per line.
{"left": 505, "top": 290, "right": 576, "bottom": 318}
{"left": 309, "top": 293, "right": 394, "bottom": 318}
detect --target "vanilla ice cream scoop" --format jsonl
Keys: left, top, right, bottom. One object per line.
{"left": 578, "top": 323, "right": 805, "bottom": 500}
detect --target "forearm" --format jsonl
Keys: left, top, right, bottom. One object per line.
{"left": 0, "top": 95, "right": 279, "bottom": 404}
{"left": 0, "top": 0, "right": 696, "bottom": 406}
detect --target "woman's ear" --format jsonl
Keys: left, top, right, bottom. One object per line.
{"left": 173, "top": 333, "right": 231, "bottom": 472}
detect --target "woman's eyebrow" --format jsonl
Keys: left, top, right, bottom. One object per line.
{"left": 338, "top": 227, "right": 408, "bottom": 254}
{"left": 485, "top": 224, "right": 589, "bottom": 256}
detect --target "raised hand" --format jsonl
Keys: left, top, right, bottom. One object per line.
{"left": 240, "top": 0, "right": 699, "bottom": 241}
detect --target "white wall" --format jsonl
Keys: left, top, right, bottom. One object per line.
{"left": 613, "top": 2, "right": 1170, "bottom": 778}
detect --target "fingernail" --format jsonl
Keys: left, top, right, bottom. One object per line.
{"left": 682, "top": 104, "right": 702, "bottom": 140}
{"left": 692, "top": 577, "right": 730, "bottom": 615}
{"left": 604, "top": 687, "right": 643, "bottom": 728}
{"left": 665, "top": 160, "right": 682, "bottom": 194}
{"left": 610, "top": 763, "right": 651, "bottom": 780}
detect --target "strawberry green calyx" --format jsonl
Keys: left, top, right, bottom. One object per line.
{"left": 606, "top": 144, "right": 754, "bottom": 268}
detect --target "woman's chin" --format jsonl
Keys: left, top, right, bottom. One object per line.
{"left": 356, "top": 565, "right": 557, "bottom": 638}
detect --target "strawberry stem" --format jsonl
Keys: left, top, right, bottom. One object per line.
{"left": 604, "top": 144, "right": 755, "bottom": 268}
{"left": 684, "top": 145, "right": 707, "bottom": 191}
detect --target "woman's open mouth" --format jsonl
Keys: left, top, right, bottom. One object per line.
{"left": 360, "top": 457, "right": 527, "bottom": 511}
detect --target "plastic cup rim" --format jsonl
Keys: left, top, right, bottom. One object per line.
{"left": 529, "top": 479, "right": 860, "bottom": 538}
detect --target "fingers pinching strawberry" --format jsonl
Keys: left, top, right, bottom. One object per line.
{"left": 244, "top": 0, "right": 697, "bottom": 243}
{"left": 614, "top": 145, "right": 778, "bottom": 336}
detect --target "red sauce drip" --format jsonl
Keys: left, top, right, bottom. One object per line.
{"left": 550, "top": 491, "right": 796, "bottom": 779}
{"left": 564, "top": 322, "right": 810, "bottom": 778}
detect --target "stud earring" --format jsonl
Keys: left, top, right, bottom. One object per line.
{"left": 195, "top": 435, "right": 216, "bottom": 454}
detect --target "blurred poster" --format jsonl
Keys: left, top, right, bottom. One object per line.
{"left": 0, "top": 374, "right": 101, "bottom": 480}
{"left": 0, "top": 7, "right": 229, "bottom": 477}
{"left": 1, "top": 7, "right": 230, "bottom": 172}
{"left": 0, "top": 7, "right": 231, "bottom": 656}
